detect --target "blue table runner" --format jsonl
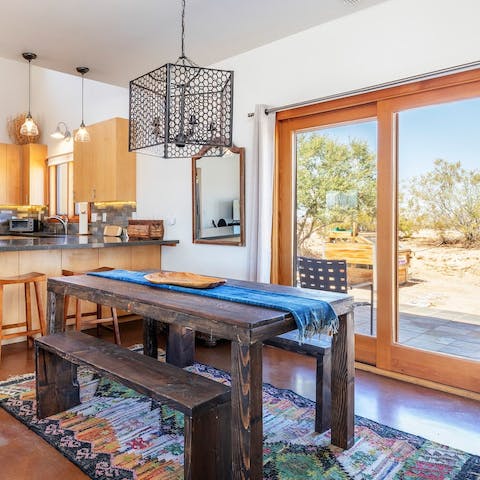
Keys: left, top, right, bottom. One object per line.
{"left": 88, "top": 269, "right": 339, "bottom": 341}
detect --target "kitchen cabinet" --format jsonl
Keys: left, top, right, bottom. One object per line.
{"left": 0, "top": 144, "right": 23, "bottom": 204}
{"left": 21, "top": 144, "right": 47, "bottom": 205}
{"left": 74, "top": 117, "right": 136, "bottom": 202}
{"left": 0, "top": 143, "right": 47, "bottom": 206}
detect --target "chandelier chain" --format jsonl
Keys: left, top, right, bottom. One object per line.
{"left": 181, "top": 0, "right": 186, "bottom": 59}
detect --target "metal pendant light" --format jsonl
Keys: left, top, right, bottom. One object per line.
{"left": 129, "top": 0, "right": 234, "bottom": 158}
{"left": 74, "top": 67, "right": 90, "bottom": 142}
{"left": 20, "top": 52, "right": 39, "bottom": 137}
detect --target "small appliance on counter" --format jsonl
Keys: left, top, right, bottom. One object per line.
{"left": 9, "top": 218, "right": 41, "bottom": 233}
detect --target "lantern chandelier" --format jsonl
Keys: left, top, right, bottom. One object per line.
{"left": 129, "top": 0, "right": 234, "bottom": 158}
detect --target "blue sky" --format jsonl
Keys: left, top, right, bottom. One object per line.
{"left": 302, "top": 96, "right": 480, "bottom": 180}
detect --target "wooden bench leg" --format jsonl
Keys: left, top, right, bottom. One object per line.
{"left": 35, "top": 344, "right": 80, "bottom": 419}
{"left": 315, "top": 349, "right": 332, "bottom": 433}
{"left": 184, "top": 401, "right": 232, "bottom": 480}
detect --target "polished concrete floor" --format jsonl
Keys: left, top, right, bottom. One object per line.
{"left": 0, "top": 321, "right": 479, "bottom": 479}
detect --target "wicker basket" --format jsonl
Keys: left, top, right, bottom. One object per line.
{"left": 127, "top": 220, "right": 164, "bottom": 239}
{"left": 7, "top": 113, "right": 41, "bottom": 145}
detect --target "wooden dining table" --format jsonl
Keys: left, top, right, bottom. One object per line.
{"left": 46, "top": 274, "right": 354, "bottom": 480}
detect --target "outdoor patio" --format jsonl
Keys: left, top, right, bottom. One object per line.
{"left": 354, "top": 303, "right": 480, "bottom": 361}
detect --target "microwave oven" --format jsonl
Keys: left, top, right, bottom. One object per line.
{"left": 9, "top": 218, "right": 41, "bottom": 232}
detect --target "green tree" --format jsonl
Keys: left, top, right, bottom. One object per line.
{"left": 406, "top": 159, "right": 480, "bottom": 245}
{"left": 296, "top": 133, "right": 376, "bottom": 252}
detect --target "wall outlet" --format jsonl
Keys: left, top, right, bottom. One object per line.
{"left": 166, "top": 217, "right": 176, "bottom": 226}
{"left": 102, "top": 212, "right": 107, "bottom": 222}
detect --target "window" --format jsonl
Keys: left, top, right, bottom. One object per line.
{"left": 47, "top": 153, "right": 76, "bottom": 219}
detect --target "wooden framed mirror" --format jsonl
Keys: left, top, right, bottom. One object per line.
{"left": 192, "top": 145, "right": 245, "bottom": 246}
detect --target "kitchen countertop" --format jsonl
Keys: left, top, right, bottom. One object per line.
{"left": 0, "top": 234, "right": 179, "bottom": 252}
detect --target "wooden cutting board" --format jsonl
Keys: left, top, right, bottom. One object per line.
{"left": 144, "top": 271, "right": 226, "bottom": 289}
{"left": 103, "top": 225, "right": 123, "bottom": 237}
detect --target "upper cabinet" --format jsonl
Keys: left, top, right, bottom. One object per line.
{"left": 74, "top": 117, "right": 136, "bottom": 202}
{"left": 0, "top": 143, "right": 46, "bottom": 205}
{"left": 22, "top": 144, "right": 47, "bottom": 205}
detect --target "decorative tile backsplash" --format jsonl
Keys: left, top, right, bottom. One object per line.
{"left": 0, "top": 203, "right": 136, "bottom": 236}
{"left": 0, "top": 206, "right": 47, "bottom": 233}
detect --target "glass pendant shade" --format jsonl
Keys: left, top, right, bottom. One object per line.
{"left": 74, "top": 123, "right": 90, "bottom": 142}
{"left": 20, "top": 114, "right": 39, "bottom": 136}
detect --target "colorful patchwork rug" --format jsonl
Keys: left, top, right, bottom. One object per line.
{"left": 0, "top": 351, "right": 479, "bottom": 479}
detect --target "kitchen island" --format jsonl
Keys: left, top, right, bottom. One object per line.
{"left": 0, "top": 235, "right": 179, "bottom": 342}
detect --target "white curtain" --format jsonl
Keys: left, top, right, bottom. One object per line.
{"left": 247, "top": 104, "right": 276, "bottom": 283}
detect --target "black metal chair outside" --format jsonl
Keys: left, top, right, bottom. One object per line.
{"left": 297, "top": 256, "right": 374, "bottom": 335}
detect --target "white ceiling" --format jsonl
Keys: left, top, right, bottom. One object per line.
{"left": 0, "top": 0, "right": 387, "bottom": 87}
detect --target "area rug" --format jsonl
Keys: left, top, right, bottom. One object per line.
{"left": 1, "top": 352, "right": 479, "bottom": 480}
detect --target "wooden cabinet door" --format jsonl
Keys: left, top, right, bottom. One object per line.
{"left": 22, "top": 144, "right": 47, "bottom": 205}
{"left": 89, "top": 119, "right": 116, "bottom": 201}
{"left": 0, "top": 144, "right": 7, "bottom": 203}
{"left": 5, "top": 144, "right": 22, "bottom": 204}
{"left": 73, "top": 138, "right": 96, "bottom": 202}
{"left": 73, "top": 118, "right": 136, "bottom": 202}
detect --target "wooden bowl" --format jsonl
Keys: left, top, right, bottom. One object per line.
{"left": 144, "top": 271, "right": 226, "bottom": 289}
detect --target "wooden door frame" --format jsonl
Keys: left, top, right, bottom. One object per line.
{"left": 275, "top": 68, "right": 480, "bottom": 392}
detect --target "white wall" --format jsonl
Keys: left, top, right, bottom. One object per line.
{"left": 137, "top": 0, "right": 480, "bottom": 280}
{"left": 0, "top": 56, "right": 128, "bottom": 157}
{"left": 3, "top": 0, "right": 480, "bottom": 280}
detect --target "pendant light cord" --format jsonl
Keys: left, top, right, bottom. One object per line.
{"left": 28, "top": 59, "right": 31, "bottom": 115}
{"left": 81, "top": 74, "right": 84, "bottom": 124}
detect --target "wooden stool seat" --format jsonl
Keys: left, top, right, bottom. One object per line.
{"left": 62, "top": 267, "right": 122, "bottom": 344}
{"left": 0, "top": 271, "right": 46, "bottom": 361}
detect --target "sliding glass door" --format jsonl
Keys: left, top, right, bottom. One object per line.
{"left": 276, "top": 69, "right": 480, "bottom": 392}
{"left": 295, "top": 120, "right": 377, "bottom": 338}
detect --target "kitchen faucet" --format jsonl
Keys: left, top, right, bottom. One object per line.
{"left": 47, "top": 215, "right": 69, "bottom": 235}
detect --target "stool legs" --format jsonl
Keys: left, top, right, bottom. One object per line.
{"left": 33, "top": 281, "right": 46, "bottom": 336}
{"left": 112, "top": 308, "right": 121, "bottom": 345}
{"left": 0, "top": 286, "right": 3, "bottom": 360}
{"left": 0, "top": 274, "right": 46, "bottom": 360}
{"left": 25, "top": 282, "right": 33, "bottom": 347}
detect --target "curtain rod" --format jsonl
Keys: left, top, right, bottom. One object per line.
{"left": 247, "top": 60, "right": 480, "bottom": 117}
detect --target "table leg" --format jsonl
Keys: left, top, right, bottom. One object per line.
{"left": 166, "top": 324, "right": 195, "bottom": 367}
{"left": 230, "top": 341, "right": 263, "bottom": 480}
{"left": 331, "top": 310, "right": 355, "bottom": 449}
{"left": 143, "top": 317, "right": 158, "bottom": 359}
{"left": 47, "top": 288, "right": 65, "bottom": 334}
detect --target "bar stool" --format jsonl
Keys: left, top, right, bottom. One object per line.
{"left": 62, "top": 267, "right": 122, "bottom": 344}
{"left": 0, "top": 272, "right": 46, "bottom": 360}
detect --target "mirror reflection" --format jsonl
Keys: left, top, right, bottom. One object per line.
{"left": 192, "top": 146, "right": 245, "bottom": 245}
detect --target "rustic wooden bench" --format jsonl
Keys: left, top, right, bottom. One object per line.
{"left": 35, "top": 331, "right": 232, "bottom": 480}
{"left": 264, "top": 330, "right": 331, "bottom": 433}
